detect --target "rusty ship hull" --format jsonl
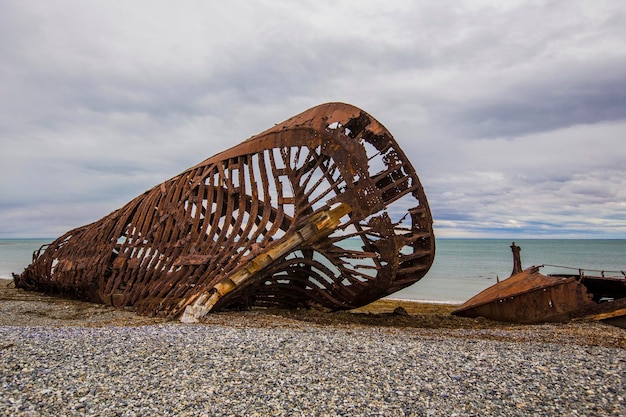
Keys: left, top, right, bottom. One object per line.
{"left": 452, "top": 266, "right": 626, "bottom": 326}
{"left": 14, "top": 102, "right": 435, "bottom": 321}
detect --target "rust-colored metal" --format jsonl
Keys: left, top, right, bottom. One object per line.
{"left": 510, "top": 242, "right": 522, "bottom": 276}
{"left": 452, "top": 243, "right": 626, "bottom": 325}
{"left": 14, "top": 102, "right": 435, "bottom": 321}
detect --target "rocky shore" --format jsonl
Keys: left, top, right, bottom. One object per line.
{"left": 1, "top": 279, "right": 624, "bottom": 416}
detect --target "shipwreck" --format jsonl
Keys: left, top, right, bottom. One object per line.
{"left": 14, "top": 102, "right": 435, "bottom": 322}
{"left": 452, "top": 243, "right": 626, "bottom": 327}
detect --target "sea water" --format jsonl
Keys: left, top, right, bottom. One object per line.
{"left": 0, "top": 239, "right": 50, "bottom": 279}
{"left": 1, "top": 238, "right": 624, "bottom": 304}
{"left": 393, "top": 239, "right": 626, "bottom": 303}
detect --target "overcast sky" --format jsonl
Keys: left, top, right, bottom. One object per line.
{"left": 1, "top": 0, "right": 625, "bottom": 239}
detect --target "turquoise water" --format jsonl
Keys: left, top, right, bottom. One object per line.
{"left": 0, "top": 239, "right": 50, "bottom": 279}
{"left": 394, "top": 239, "right": 626, "bottom": 303}
{"left": 1, "top": 238, "right": 624, "bottom": 303}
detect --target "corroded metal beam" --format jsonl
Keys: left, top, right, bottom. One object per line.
{"left": 14, "top": 102, "right": 435, "bottom": 320}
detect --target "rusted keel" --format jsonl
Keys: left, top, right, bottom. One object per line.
{"left": 14, "top": 102, "right": 435, "bottom": 321}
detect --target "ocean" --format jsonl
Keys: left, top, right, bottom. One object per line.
{"left": 1, "top": 238, "right": 624, "bottom": 304}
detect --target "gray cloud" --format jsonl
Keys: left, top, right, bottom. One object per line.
{"left": 1, "top": 0, "right": 625, "bottom": 238}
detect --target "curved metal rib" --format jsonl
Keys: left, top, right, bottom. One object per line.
{"left": 14, "top": 102, "right": 435, "bottom": 320}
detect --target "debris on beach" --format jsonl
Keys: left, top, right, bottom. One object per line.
{"left": 452, "top": 243, "right": 626, "bottom": 327}
{"left": 13, "top": 103, "right": 435, "bottom": 322}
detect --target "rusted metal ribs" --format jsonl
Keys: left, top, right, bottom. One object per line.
{"left": 14, "top": 102, "right": 435, "bottom": 321}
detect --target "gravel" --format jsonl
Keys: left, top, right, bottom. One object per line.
{"left": 1, "top": 323, "right": 625, "bottom": 417}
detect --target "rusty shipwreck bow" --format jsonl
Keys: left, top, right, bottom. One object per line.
{"left": 14, "top": 103, "right": 435, "bottom": 321}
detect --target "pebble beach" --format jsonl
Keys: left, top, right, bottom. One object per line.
{"left": 1, "top": 280, "right": 625, "bottom": 416}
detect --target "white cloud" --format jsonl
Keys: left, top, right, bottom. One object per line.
{"left": 1, "top": 0, "right": 625, "bottom": 238}
{"left": 427, "top": 122, "right": 626, "bottom": 237}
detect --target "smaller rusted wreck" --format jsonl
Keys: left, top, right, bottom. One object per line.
{"left": 452, "top": 242, "right": 626, "bottom": 327}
